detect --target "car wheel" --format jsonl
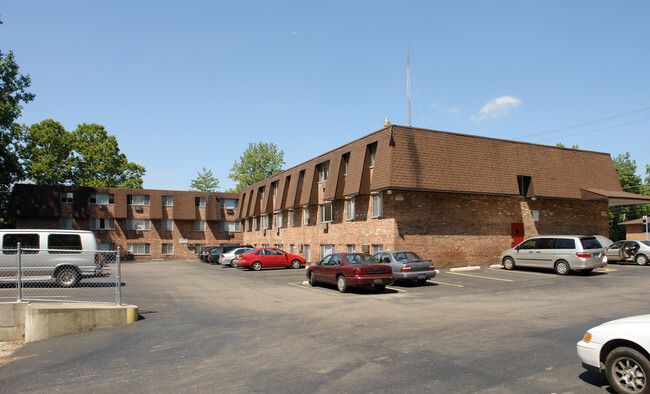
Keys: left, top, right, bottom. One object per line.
{"left": 374, "top": 284, "right": 386, "bottom": 292}
{"left": 503, "top": 257, "right": 516, "bottom": 270}
{"left": 554, "top": 260, "right": 570, "bottom": 275}
{"left": 230, "top": 259, "right": 238, "bottom": 268}
{"left": 337, "top": 275, "right": 348, "bottom": 293}
{"left": 605, "top": 346, "right": 650, "bottom": 394}
{"left": 636, "top": 254, "right": 648, "bottom": 266}
{"left": 291, "top": 259, "right": 301, "bottom": 269}
{"left": 56, "top": 267, "right": 79, "bottom": 287}
{"left": 309, "top": 271, "right": 317, "bottom": 287}
{"left": 251, "top": 261, "right": 262, "bottom": 271}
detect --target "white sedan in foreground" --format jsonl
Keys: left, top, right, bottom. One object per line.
{"left": 577, "top": 314, "right": 650, "bottom": 393}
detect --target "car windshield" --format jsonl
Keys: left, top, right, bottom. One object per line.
{"left": 580, "top": 237, "right": 602, "bottom": 249}
{"left": 344, "top": 254, "right": 378, "bottom": 264}
{"left": 642, "top": 241, "right": 650, "bottom": 247}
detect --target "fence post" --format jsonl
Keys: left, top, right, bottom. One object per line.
{"left": 116, "top": 247, "right": 122, "bottom": 305}
{"left": 17, "top": 242, "right": 23, "bottom": 302}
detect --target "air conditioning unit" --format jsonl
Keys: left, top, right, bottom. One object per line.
{"left": 135, "top": 206, "right": 143, "bottom": 212}
{"left": 275, "top": 227, "right": 280, "bottom": 235}
{"left": 322, "top": 222, "right": 328, "bottom": 231}
{"left": 262, "top": 229, "right": 266, "bottom": 236}
{"left": 362, "top": 244, "right": 370, "bottom": 253}
{"left": 228, "top": 231, "right": 233, "bottom": 236}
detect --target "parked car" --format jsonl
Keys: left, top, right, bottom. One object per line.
{"left": 577, "top": 314, "right": 650, "bottom": 393}
{"left": 373, "top": 251, "right": 436, "bottom": 283}
{"left": 219, "top": 247, "right": 254, "bottom": 267}
{"left": 0, "top": 229, "right": 103, "bottom": 287}
{"left": 205, "top": 245, "right": 253, "bottom": 264}
{"left": 199, "top": 246, "right": 218, "bottom": 262}
{"left": 306, "top": 253, "right": 394, "bottom": 293}
{"left": 605, "top": 240, "right": 650, "bottom": 266}
{"left": 237, "top": 247, "right": 305, "bottom": 271}
{"left": 500, "top": 235, "right": 607, "bottom": 275}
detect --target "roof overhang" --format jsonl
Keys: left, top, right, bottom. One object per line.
{"left": 580, "top": 188, "right": 650, "bottom": 207}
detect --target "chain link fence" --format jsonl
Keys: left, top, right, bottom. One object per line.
{"left": 0, "top": 246, "right": 122, "bottom": 304}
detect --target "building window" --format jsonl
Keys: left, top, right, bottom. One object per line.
{"left": 371, "top": 194, "right": 383, "bottom": 218}
{"left": 253, "top": 217, "right": 259, "bottom": 231}
{"left": 162, "top": 244, "right": 173, "bottom": 255}
{"left": 220, "top": 198, "right": 238, "bottom": 209}
{"left": 347, "top": 244, "right": 356, "bottom": 253}
{"left": 290, "top": 244, "right": 295, "bottom": 254}
{"left": 99, "top": 243, "right": 116, "bottom": 251}
{"left": 259, "top": 187, "right": 265, "bottom": 202}
{"left": 245, "top": 219, "right": 251, "bottom": 232}
{"left": 320, "top": 244, "right": 335, "bottom": 259}
{"left": 318, "top": 162, "right": 329, "bottom": 184}
{"left": 127, "top": 219, "right": 150, "bottom": 231}
{"left": 195, "top": 197, "right": 206, "bottom": 208}
{"left": 304, "top": 244, "right": 310, "bottom": 262}
{"left": 272, "top": 181, "right": 278, "bottom": 197}
{"left": 127, "top": 194, "right": 150, "bottom": 206}
{"left": 372, "top": 244, "right": 383, "bottom": 255}
{"left": 288, "top": 211, "right": 295, "bottom": 227}
{"left": 194, "top": 244, "right": 205, "bottom": 255}
{"left": 274, "top": 244, "right": 283, "bottom": 249}
{"left": 343, "top": 153, "right": 350, "bottom": 176}
{"left": 91, "top": 218, "right": 115, "bottom": 230}
{"left": 345, "top": 198, "right": 355, "bottom": 221}
{"left": 320, "top": 203, "right": 333, "bottom": 223}
{"left": 274, "top": 212, "right": 283, "bottom": 228}
{"left": 261, "top": 215, "right": 270, "bottom": 229}
{"left": 162, "top": 195, "right": 174, "bottom": 206}
{"left": 369, "top": 142, "right": 377, "bottom": 168}
{"left": 195, "top": 220, "right": 206, "bottom": 232}
{"left": 220, "top": 221, "right": 240, "bottom": 232}
{"left": 61, "top": 217, "right": 74, "bottom": 229}
{"left": 60, "top": 192, "right": 73, "bottom": 204}
{"left": 161, "top": 219, "right": 173, "bottom": 232}
{"left": 517, "top": 175, "right": 532, "bottom": 197}
{"left": 303, "top": 207, "right": 310, "bottom": 225}
{"left": 127, "top": 243, "right": 150, "bottom": 255}
{"left": 91, "top": 193, "right": 114, "bottom": 205}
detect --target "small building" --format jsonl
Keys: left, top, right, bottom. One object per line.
{"left": 237, "top": 125, "right": 650, "bottom": 268}
{"left": 10, "top": 184, "right": 242, "bottom": 259}
{"left": 619, "top": 217, "right": 650, "bottom": 240}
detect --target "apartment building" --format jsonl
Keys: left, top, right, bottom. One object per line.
{"left": 10, "top": 184, "right": 242, "bottom": 259}
{"left": 237, "top": 125, "right": 650, "bottom": 268}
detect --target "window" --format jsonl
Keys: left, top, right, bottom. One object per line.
{"left": 261, "top": 215, "right": 270, "bottom": 229}
{"left": 259, "top": 187, "right": 265, "bottom": 201}
{"left": 517, "top": 175, "right": 532, "bottom": 197}
{"left": 245, "top": 219, "right": 251, "bottom": 232}
{"left": 91, "top": 218, "right": 115, "bottom": 230}
{"left": 99, "top": 243, "right": 116, "bottom": 251}
{"left": 127, "top": 194, "right": 150, "bottom": 206}
{"left": 60, "top": 192, "right": 73, "bottom": 204}
{"left": 304, "top": 244, "right": 310, "bottom": 262}
{"left": 220, "top": 198, "right": 238, "bottom": 209}
{"left": 127, "top": 243, "right": 150, "bottom": 255}
{"left": 272, "top": 181, "right": 278, "bottom": 197}
{"left": 48, "top": 234, "right": 82, "bottom": 253}
{"left": 290, "top": 244, "right": 295, "bottom": 254}
{"left": 347, "top": 244, "right": 356, "bottom": 253}
{"left": 162, "top": 195, "right": 174, "bottom": 206}
{"left": 371, "top": 244, "right": 383, "bottom": 255}
{"left": 61, "top": 217, "right": 74, "bottom": 229}
{"left": 127, "top": 219, "right": 150, "bottom": 231}
{"left": 555, "top": 238, "right": 575, "bottom": 249}
{"left": 371, "top": 194, "right": 383, "bottom": 218}
{"left": 195, "top": 220, "right": 206, "bottom": 232}
{"left": 320, "top": 244, "right": 335, "bottom": 259}
{"left": 369, "top": 142, "right": 377, "bottom": 168}
{"left": 288, "top": 211, "right": 295, "bottom": 227}
{"left": 253, "top": 217, "right": 259, "bottom": 231}
{"left": 162, "top": 244, "right": 174, "bottom": 255}
{"left": 220, "top": 221, "right": 240, "bottom": 232}
{"left": 194, "top": 244, "right": 205, "bottom": 255}
{"left": 320, "top": 203, "right": 333, "bottom": 223}
{"left": 195, "top": 197, "right": 206, "bottom": 208}
{"left": 318, "top": 162, "right": 329, "bottom": 184}
{"left": 91, "top": 193, "right": 114, "bottom": 205}
{"left": 343, "top": 153, "right": 350, "bottom": 176}
{"left": 345, "top": 198, "right": 355, "bottom": 221}
{"left": 303, "top": 207, "right": 310, "bottom": 225}
{"left": 161, "top": 219, "right": 173, "bottom": 232}
{"left": 274, "top": 244, "right": 283, "bottom": 249}
{"left": 274, "top": 212, "right": 283, "bottom": 228}
{"left": 2, "top": 233, "right": 39, "bottom": 254}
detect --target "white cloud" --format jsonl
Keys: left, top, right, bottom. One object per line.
{"left": 470, "top": 95, "right": 522, "bottom": 122}
{"left": 431, "top": 103, "right": 460, "bottom": 115}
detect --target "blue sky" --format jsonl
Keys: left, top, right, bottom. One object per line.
{"left": 3, "top": 1, "right": 649, "bottom": 192}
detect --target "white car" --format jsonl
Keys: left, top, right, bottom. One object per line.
{"left": 577, "top": 314, "right": 650, "bottom": 393}
{"left": 219, "top": 247, "right": 253, "bottom": 267}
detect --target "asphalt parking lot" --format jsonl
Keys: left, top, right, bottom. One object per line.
{"left": 1, "top": 259, "right": 649, "bottom": 393}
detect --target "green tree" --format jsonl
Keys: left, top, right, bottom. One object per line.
{"left": 0, "top": 50, "right": 35, "bottom": 227}
{"left": 228, "top": 142, "right": 285, "bottom": 193}
{"left": 19, "top": 121, "right": 145, "bottom": 188}
{"left": 190, "top": 167, "right": 220, "bottom": 192}
{"left": 609, "top": 152, "right": 647, "bottom": 240}
{"left": 555, "top": 143, "right": 579, "bottom": 149}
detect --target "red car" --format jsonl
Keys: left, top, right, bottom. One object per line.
{"left": 306, "top": 253, "right": 393, "bottom": 293}
{"left": 237, "top": 247, "right": 305, "bottom": 271}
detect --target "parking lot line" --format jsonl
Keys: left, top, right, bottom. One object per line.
{"left": 447, "top": 272, "right": 514, "bottom": 282}
{"left": 386, "top": 286, "right": 406, "bottom": 293}
{"left": 287, "top": 282, "right": 341, "bottom": 296}
{"left": 487, "top": 268, "right": 555, "bottom": 277}
{"left": 429, "top": 280, "right": 464, "bottom": 287}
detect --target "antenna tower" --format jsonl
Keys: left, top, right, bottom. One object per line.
{"left": 407, "top": 41, "right": 411, "bottom": 127}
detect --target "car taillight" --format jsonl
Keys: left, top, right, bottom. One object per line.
{"left": 576, "top": 252, "right": 592, "bottom": 258}
{"left": 352, "top": 268, "right": 366, "bottom": 275}
{"left": 385, "top": 267, "right": 392, "bottom": 273}
{"left": 400, "top": 266, "right": 412, "bottom": 272}
{"left": 428, "top": 264, "right": 435, "bottom": 270}
{"left": 221, "top": 254, "right": 225, "bottom": 258}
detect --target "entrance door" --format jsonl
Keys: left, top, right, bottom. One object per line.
{"left": 511, "top": 223, "right": 524, "bottom": 247}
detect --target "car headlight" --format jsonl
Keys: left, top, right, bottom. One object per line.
{"left": 582, "top": 332, "right": 592, "bottom": 342}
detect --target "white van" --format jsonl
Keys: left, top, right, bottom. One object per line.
{"left": 0, "top": 229, "right": 103, "bottom": 287}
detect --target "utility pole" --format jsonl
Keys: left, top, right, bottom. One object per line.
{"left": 407, "top": 41, "right": 411, "bottom": 127}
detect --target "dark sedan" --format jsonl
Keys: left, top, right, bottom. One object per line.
{"left": 374, "top": 251, "right": 436, "bottom": 283}
{"left": 306, "top": 253, "right": 393, "bottom": 293}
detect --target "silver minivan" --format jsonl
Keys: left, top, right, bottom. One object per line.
{"left": 0, "top": 229, "right": 103, "bottom": 287}
{"left": 500, "top": 235, "right": 607, "bottom": 275}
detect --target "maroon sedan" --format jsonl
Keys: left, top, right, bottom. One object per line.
{"left": 306, "top": 253, "right": 394, "bottom": 293}
{"left": 237, "top": 247, "right": 305, "bottom": 271}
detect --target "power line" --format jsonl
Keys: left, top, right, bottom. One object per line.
{"left": 533, "top": 117, "right": 650, "bottom": 143}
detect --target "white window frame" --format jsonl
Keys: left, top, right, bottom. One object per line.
{"left": 288, "top": 210, "right": 295, "bottom": 227}
{"left": 253, "top": 217, "right": 259, "bottom": 231}
{"left": 261, "top": 215, "right": 270, "bottom": 230}
{"left": 274, "top": 212, "right": 283, "bottom": 228}
{"left": 162, "top": 244, "right": 174, "bottom": 255}
{"left": 372, "top": 244, "right": 384, "bottom": 255}
{"left": 195, "top": 220, "right": 206, "bottom": 232}
{"left": 345, "top": 198, "right": 355, "bottom": 221}
{"left": 220, "top": 221, "right": 241, "bottom": 232}
{"left": 320, "top": 244, "right": 335, "bottom": 259}
{"left": 272, "top": 182, "right": 278, "bottom": 197}
{"left": 127, "top": 194, "right": 150, "bottom": 206}
{"left": 127, "top": 243, "right": 150, "bottom": 255}
{"left": 371, "top": 194, "right": 383, "bottom": 218}
{"left": 369, "top": 142, "right": 377, "bottom": 168}
{"left": 60, "top": 192, "right": 73, "bottom": 204}
{"left": 161, "top": 219, "right": 173, "bottom": 232}
{"left": 318, "top": 162, "right": 329, "bottom": 184}
{"left": 127, "top": 219, "right": 150, "bottom": 231}
{"left": 195, "top": 197, "right": 206, "bottom": 208}
{"left": 347, "top": 244, "right": 356, "bottom": 253}
{"left": 245, "top": 219, "right": 251, "bottom": 232}
{"left": 91, "top": 218, "right": 115, "bottom": 230}
{"left": 91, "top": 193, "right": 114, "bottom": 205}
{"left": 320, "top": 203, "right": 333, "bottom": 223}
{"left": 303, "top": 207, "right": 310, "bottom": 225}
{"left": 162, "top": 195, "right": 174, "bottom": 206}
{"left": 221, "top": 198, "right": 238, "bottom": 209}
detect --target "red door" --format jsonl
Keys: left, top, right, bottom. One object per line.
{"left": 511, "top": 223, "right": 524, "bottom": 247}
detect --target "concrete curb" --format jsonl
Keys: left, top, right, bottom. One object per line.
{"left": 449, "top": 266, "right": 482, "bottom": 272}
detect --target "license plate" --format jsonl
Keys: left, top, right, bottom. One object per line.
{"left": 418, "top": 274, "right": 425, "bottom": 280}
{"left": 374, "top": 279, "right": 382, "bottom": 284}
